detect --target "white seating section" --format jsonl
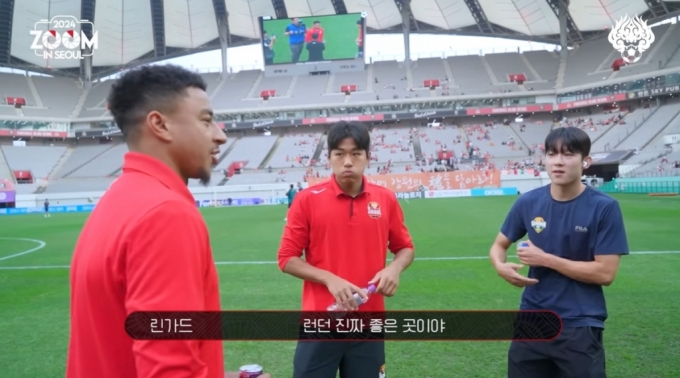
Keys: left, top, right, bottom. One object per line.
{"left": 2, "top": 145, "right": 67, "bottom": 179}
{"left": 267, "top": 132, "right": 321, "bottom": 168}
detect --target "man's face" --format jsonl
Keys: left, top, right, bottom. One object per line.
{"left": 329, "top": 137, "right": 368, "bottom": 186}
{"left": 166, "top": 87, "right": 226, "bottom": 185}
{"left": 292, "top": 18, "right": 299, "bottom": 25}
{"left": 314, "top": 23, "right": 320, "bottom": 29}
{"left": 545, "top": 144, "right": 588, "bottom": 186}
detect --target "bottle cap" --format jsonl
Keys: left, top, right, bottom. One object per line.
{"left": 367, "top": 284, "right": 376, "bottom": 293}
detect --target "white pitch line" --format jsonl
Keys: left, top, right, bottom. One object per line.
{"left": 0, "top": 251, "right": 678, "bottom": 271}
{"left": 0, "top": 238, "right": 47, "bottom": 261}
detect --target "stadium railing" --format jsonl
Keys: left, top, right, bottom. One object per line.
{"left": 600, "top": 179, "right": 680, "bottom": 194}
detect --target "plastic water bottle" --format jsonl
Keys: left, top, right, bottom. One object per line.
{"left": 327, "top": 284, "right": 377, "bottom": 311}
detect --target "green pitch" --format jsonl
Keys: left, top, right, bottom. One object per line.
{"left": 1, "top": 194, "right": 679, "bottom": 377}
{"left": 263, "top": 14, "right": 361, "bottom": 65}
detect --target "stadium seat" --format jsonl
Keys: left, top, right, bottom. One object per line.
{"left": 340, "top": 84, "right": 357, "bottom": 95}
{"left": 260, "top": 90, "right": 276, "bottom": 100}
{"left": 508, "top": 74, "right": 526, "bottom": 84}
{"left": 611, "top": 58, "right": 626, "bottom": 71}
{"left": 423, "top": 79, "right": 440, "bottom": 89}
{"left": 5, "top": 97, "right": 26, "bottom": 106}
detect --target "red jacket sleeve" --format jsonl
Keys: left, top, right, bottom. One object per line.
{"left": 388, "top": 194, "right": 414, "bottom": 254}
{"left": 278, "top": 193, "right": 310, "bottom": 271}
{"left": 125, "top": 201, "right": 216, "bottom": 378}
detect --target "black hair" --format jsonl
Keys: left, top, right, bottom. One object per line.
{"left": 107, "top": 64, "right": 207, "bottom": 139}
{"left": 327, "top": 121, "right": 370, "bottom": 156}
{"left": 544, "top": 127, "right": 591, "bottom": 158}
{"left": 314, "top": 21, "right": 320, "bottom": 24}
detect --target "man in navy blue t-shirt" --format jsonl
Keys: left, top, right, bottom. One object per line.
{"left": 489, "top": 127, "right": 629, "bottom": 378}
{"left": 285, "top": 18, "right": 306, "bottom": 63}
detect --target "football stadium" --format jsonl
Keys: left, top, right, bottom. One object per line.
{"left": 1, "top": 0, "right": 680, "bottom": 376}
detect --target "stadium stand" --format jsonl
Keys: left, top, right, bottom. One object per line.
{"left": 222, "top": 134, "right": 279, "bottom": 169}
{"left": 3, "top": 14, "right": 680, "bottom": 193}
{"left": 266, "top": 131, "right": 322, "bottom": 168}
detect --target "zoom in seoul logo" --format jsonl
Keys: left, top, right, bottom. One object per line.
{"left": 30, "top": 16, "right": 99, "bottom": 60}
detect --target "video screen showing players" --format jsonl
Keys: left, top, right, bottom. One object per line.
{"left": 260, "top": 13, "right": 366, "bottom": 66}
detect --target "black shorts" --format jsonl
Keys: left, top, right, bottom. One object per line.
{"left": 44, "top": 207, "right": 49, "bottom": 212}
{"left": 293, "top": 334, "right": 385, "bottom": 378}
{"left": 508, "top": 326, "right": 606, "bottom": 378}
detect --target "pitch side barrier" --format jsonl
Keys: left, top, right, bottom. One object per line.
{"left": 0, "top": 187, "right": 520, "bottom": 216}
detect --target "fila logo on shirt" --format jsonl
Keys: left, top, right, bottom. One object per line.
{"left": 367, "top": 201, "right": 382, "bottom": 219}
{"left": 575, "top": 225, "right": 588, "bottom": 233}
{"left": 531, "top": 217, "right": 546, "bottom": 233}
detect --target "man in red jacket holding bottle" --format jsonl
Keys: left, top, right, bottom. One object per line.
{"left": 278, "top": 121, "right": 415, "bottom": 378}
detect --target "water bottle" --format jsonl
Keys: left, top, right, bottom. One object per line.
{"left": 327, "top": 284, "right": 376, "bottom": 311}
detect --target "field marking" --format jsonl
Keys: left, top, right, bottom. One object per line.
{"left": 0, "top": 250, "right": 678, "bottom": 271}
{"left": 0, "top": 238, "right": 47, "bottom": 261}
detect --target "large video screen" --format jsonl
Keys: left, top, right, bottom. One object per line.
{"left": 259, "top": 13, "right": 366, "bottom": 66}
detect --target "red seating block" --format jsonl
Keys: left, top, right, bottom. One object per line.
{"left": 508, "top": 74, "right": 527, "bottom": 84}
{"left": 6, "top": 96, "right": 26, "bottom": 106}
{"left": 260, "top": 90, "right": 276, "bottom": 99}
{"left": 423, "top": 79, "right": 440, "bottom": 88}
{"left": 340, "top": 84, "right": 357, "bottom": 94}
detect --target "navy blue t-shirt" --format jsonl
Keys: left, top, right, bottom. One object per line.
{"left": 500, "top": 185, "right": 629, "bottom": 329}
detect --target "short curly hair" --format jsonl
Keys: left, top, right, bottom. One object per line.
{"left": 107, "top": 64, "right": 207, "bottom": 138}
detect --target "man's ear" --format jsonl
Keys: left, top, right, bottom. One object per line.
{"left": 145, "top": 111, "right": 172, "bottom": 142}
{"left": 582, "top": 156, "right": 592, "bottom": 169}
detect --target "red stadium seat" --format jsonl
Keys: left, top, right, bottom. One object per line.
{"left": 260, "top": 90, "right": 276, "bottom": 100}
{"left": 437, "top": 150, "right": 453, "bottom": 160}
{"left": 423, "top": 79, "right": 440, "bottom": 89}
{"left": 13, "top": 170, "right": 33, "bottom": 184}
{"left": 611, "top": 58, "right": 626, "bottom": 71}
{"left": 5, "top": 96, "right": 26, "bottom": 106}
{"left": 340, "top": 84, "right": 357, "bottom": 94}
{"left": 508, "top": 74, "right": 527, "bottom": 84}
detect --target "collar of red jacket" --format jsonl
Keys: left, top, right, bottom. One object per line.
{"left": 121, "top": 151, "right": 195, "bottom": 204}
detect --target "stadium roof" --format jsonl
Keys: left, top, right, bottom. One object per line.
{"left": 1, "top": 0, "right": 680, "bottom": 79}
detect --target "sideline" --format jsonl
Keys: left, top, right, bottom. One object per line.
{"left": 0, "top": 250, "right": 679, "bottom": 270}
{"left": 0, "top": 238, "right": 47, "bottom": 261}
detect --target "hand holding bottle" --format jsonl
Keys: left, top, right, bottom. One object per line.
{"left": 324, "top": 275, "right": 370, "bottom": 311}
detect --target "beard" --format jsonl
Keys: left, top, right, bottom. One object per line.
{"left": 198, "top": 167, "right": 211, "bottom": 186}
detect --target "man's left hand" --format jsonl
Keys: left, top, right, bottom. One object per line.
{"left": 516, "top": 240, "right": 552, "bottom": 267}
{"left": 368, "top": 266, "right": 401, "bottom": 297}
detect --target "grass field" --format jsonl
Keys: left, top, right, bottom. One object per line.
{"left": 1, "top": 194, "right": 679, "bottom": 377}
{"left": 263, "top": 14, "right": 362, "bottom": 65}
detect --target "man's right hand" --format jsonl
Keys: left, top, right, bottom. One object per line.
{"left": 495, "top": 263, "right": 539, "bottom": 287}
{"left": 324, "top": 275, "right": 368, "bottom": 310}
